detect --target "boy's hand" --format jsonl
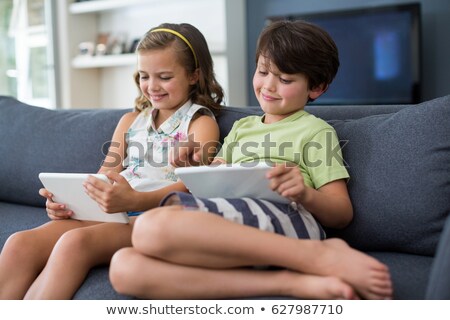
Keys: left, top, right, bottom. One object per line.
{"left": 266, "top": 163, "right": 310, "bottom": 204}
{"left": 39, "top": 188, "right": 73, "bottom": 220}
{"left": 169, "top": 138, "right": 202, "bottom": 167}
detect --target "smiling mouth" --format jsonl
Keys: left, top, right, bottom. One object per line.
{"left": 261, "top": 93, "right": 279, "bottom": 101}
{"left": 150, "top": 94, "right": 167, "bottom": 101}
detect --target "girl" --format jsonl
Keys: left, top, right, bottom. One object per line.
{"left": 110, "top": 20, "right": 393, "bottom": 300}
{"left": 0, "top": 23, "right": 223, "bottom": 299}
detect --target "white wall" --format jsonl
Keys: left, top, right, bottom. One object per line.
{"left": 58, "top": 0, "right": 246, "bottom": 109}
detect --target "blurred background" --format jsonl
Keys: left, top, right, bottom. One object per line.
{"left": 0, "top": 0, "right": 449, "bottom": 110}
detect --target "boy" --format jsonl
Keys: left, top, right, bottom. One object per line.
{"left": 110, "top": 20, "right": 392, "bottom": 300}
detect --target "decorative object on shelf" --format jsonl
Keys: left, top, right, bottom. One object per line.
{"left": 109, "top": 32, "right": 127, "bottom": 55}
{"left": 78, "top": 42, "right": 95, "bottom": 56}
{"left": 129, "top": 38, "right": 140, "bottom": 53}
{"left": 95, "top": 33, "right": 109, "bottom": 56}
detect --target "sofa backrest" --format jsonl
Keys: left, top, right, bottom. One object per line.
{"left": 0, "top": 97, "right": 403, "bottom": 209}
{"left": 1, "top": 95, "right": 449, "bottom": 258}
{"left": 0, "top": 96, "right": 127, "bottom": 207}
{"left": 325, "top": 95, "right": 450, "bottom": 257}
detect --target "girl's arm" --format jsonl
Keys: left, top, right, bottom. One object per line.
{"left": 83, "top": 111, "right": 141, "bottom": 213}
{"left": 86, "top": 113, "right": 220, "bottom": 213}
{"left": 267, "top": 164, "right": 353, "bottom": 229}
{"left": 98, "top": 111, "right": 139, "bottom": 175}
{"left": 129, "top": 114, "right": 221, "bottom": 211}
{"left": 40, "top": 112, "right": 139, "bottom": 219}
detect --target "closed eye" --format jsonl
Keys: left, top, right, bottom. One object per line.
{"left": 280, "top": 77, "right": 293, "bottom": 84}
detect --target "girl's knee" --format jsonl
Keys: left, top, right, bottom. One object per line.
{"left": 3, "top": 230, "right": 37, "bottom": 258}
{"left": 53, "top": 228, "right": 93, "bottom": 259}
{"left": 161, "top": 193, "right": 182, "bottom": 206}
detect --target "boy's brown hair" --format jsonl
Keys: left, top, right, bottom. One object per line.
{"left": 256, "top": 20, "right": 339, "bottom": 94}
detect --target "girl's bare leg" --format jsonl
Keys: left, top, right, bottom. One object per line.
{"left": 24, "top": 218, "right": 136, "bottom": 300}
{"left": 133, "top": 206, "right": 392, "bottom": 299}
{"left": 0, "top": 220, "right": 95, "bottom": 299}
{"left": 110, "top": 247, "right": 356, "bottom": 300}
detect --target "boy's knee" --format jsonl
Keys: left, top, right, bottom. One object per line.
{"left": 134, "top": 207, "right": 177, "bottom": 238}
{"left": 132, "top": 207, "right": 183, "bottom": 256}
{"left": 110, "top": 248, "right": 138, "bottom": 295}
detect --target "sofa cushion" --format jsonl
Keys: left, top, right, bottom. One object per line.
{"left": 0, "top": 202, "right": 48, "bottom": 248}
{"left": 0, "top": 96, "right": 128, "bottom": 207}
{"left": 369, "top": 251, "right": 432, "bottom": 299}
{"left": 216, "top": 106, "right": 261, "bottom": 142}
{"left": 327, "top": 95, "right": 450, "bottom": 256}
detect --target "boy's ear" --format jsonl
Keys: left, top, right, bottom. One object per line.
{"left": 309, "top": 83, "right": 328, "bottom": 100}
{"left": 189, "top": 69, "right": 200, "bottom": 85}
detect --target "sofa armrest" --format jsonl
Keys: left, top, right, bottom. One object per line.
{"left": 426, "top": 215, "right": 450, "bottom": 299}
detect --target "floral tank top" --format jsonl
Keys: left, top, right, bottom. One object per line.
{"left": 120, "top": 100, "right": 214, "bottom": 192}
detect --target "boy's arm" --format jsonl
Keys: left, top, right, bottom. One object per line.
{"left": 300, "top": 128, "right": 352, "bottom": 228}
{"left": 268, "top": 164, "right": 353, "bottom": 229}
{"left": 299, "top": 179, "right": 353, "bottom": 229}
{"left": 171, "top": 114, "right": 239, "bottom": 167}
{"left": 170, "top": 114, "right": 220, "bottom": 167}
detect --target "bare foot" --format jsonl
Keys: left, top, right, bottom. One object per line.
{"left": 284, "top": 271, "right": 357, "bottom": 299}
{"left": 307, "top": 238, "right": 393, "bottom": 299}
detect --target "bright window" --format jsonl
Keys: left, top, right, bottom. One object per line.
{"left": 5, "top": 0, "right": 56, "bottom": 108}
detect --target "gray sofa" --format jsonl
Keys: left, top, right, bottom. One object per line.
{"left": 1, "top": 95, "right": 449, "bottom": 299}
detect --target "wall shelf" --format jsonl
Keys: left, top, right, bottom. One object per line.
{"left": 72, "top": 50, "right": 226, "bottom": 69}
{"left": 62, "top": 0, "right": 246, "bottom": 108}
{"left": 69, "top": 0, "right": 152, "bottom": 14}
{"left": 72, "top": 54, "right": 136, "bottom": 68}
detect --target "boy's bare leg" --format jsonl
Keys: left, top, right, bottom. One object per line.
{"left": 0, "top": 220, "right": 93, "bottom": 299}
{"left": 133, "top": 206, "right": 392, "bottom": 299}
{"left": 24, "top": 218, "right": 136, "bottom": 300}
{"left": 110, "top": 247, "right": 356, "bottom": 300}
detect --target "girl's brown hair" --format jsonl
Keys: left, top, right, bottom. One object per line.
{"left": 134, "top": 23, "right": 224, "bottom": 114}
{"left": 256, "top": 20, "right": 339, "bottom": 98}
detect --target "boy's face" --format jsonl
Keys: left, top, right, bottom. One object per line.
{"left": 253, "top": 56, "right": 323, "bottom": 123}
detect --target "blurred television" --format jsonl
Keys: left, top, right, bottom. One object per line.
{"left": 269, "top": 3, "right": 422, "bottom": 105}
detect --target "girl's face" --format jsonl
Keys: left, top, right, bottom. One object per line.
{"left": 137, "top": 45, "right": 198, "bottom": 113}
{"left": 253, "top": 55, "right": 324, "bottom": 123}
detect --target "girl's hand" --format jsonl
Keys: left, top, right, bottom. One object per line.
{"left": 266, "top": 163, "right": 311, "bottom": 204}
{"left": 39, "top": 188, "right": 73, "bottom": 220}
{"left": 83, "top": 171, "right": 138, "bottom": 213}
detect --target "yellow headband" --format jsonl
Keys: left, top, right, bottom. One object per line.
{"left": 150, "top": 28, "right": 198, "bottom": 68}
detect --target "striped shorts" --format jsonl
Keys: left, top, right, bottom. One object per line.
{"left": 161, "top": 192, "right": 325, "bottom": 240}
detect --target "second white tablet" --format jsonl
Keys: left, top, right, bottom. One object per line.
{"left": 174, "top": 163, "right": 290, "bottom": 204}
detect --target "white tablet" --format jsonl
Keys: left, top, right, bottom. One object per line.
{"left": 174, "top": 163, "right": 290, "bottom": 204}
{"left": 39, "top": 173, "right": 129, "bottom": 224}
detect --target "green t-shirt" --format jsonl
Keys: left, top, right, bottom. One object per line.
{"left": 217, "top": 109, "right": 349, "bottom": 189}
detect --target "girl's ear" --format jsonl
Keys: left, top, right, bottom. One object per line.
{"left": 189, "top": 68, "right": 200, "bottom": 85}
{"left": 309, "top": 83, "right": 328, "bottom": 100}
